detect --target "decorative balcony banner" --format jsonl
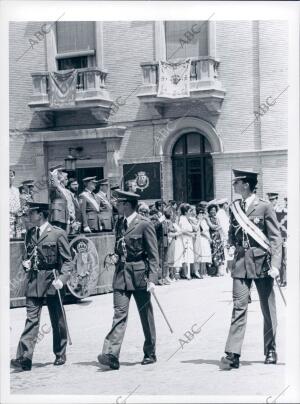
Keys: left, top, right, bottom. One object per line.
{"left": 48, "top": 69, "right": 77, "bottom": 107}
{"left": 123, "top": 162, "right": 161, "bottom": 199}
{"left": 157, "top": 59, "right": 191, "bottom": 99}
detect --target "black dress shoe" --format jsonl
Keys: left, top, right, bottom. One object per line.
{"left": 97, "top": 353, "right": 120, "bottom": 370}
{"left": 141, "top": 354, "right": 157, "bottom": 365}
{"left": 10, "top": 357, "right": 32, "bottom": 371}
{"left": 265, "top": 350, "right": 277, "bottom": 364}
{"left": 220, "top": 352, "right": 240, "bottom": 370}
{"left": 54, "top": 354, "right": 66, "bottom": 366}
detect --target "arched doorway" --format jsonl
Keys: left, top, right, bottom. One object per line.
{"left": 172, "top": 132, "right": 214, "bottom": 204}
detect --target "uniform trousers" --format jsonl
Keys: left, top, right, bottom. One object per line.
{"left": 16, "top": 294, "right": 67, "bottom": 361}
{"left": 225, "top": 277, "right": 277, "bottom": 356}
{"left": 102, "top": 289, "right": 156, "bottom": 359}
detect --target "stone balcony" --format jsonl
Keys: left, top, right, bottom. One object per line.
{"left": 136, "top": 57, "right": 226, "bottom": 114}
{"left": 28, "top": 67, "right": 112, "bottom": 119}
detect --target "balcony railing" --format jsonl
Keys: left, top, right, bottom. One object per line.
{"left": 141, "top": 57, "right": 219, "bottom": 84}
{"left": 137, "top": 57, "right": 226, "bottom": 113}
{"left": 29, "top": 67, "right": 112, "bottom": 112}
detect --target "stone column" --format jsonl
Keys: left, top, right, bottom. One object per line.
{"left": 45, "top": 23, "right": 57, "bottom": 71}
{"left": 208, "top": 20, "right": 216, "bottom": 58}
{"left": 33, "top": 142, "right": 49, "bottom": 203}
{"left": 105, "top": 138, "right": 122, "bottom": 185}
{"left": 95, "top": 22, "right": 104, "bottom": 69}
{"left": 155, "top": 21, "right": 166, "bottom": 61}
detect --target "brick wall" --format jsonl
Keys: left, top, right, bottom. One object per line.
{"left": 9, "top": 20, "right": 288, "bottom": 203}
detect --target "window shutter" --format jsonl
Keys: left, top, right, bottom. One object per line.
{"left": 56, "top": 21, "right": 95, "bottom": 54}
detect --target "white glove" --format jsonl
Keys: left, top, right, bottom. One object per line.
{"left": 268, "top": 267, "right": 280, "bottom": 279}
{"left": 158, "top": 215, "right": 166, "bottom": 223}
{"left": 147, "top": 282, "right": 156, "bottom": 293}
{"left": 22, "top": 259, "right": 31, "bottom": 272}
{"left": 52, "top": 279, "right": 63, "bottom": 290}
{"left": 84, "top": 226, "right": 92, "bottom": 233}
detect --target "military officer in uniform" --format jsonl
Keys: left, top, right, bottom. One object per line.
{"left": 10, "top": 202, "right": 73, "bottom": 371}
{"left": 80, "top": 176, "right": 104, "bottom": 233}
{"left": 220, "top": 170, "right": 282, "bottom": 370}
{"left": 97, "top": 190, "right": 159, "bottom": 370}
{"left": 49, "top": 165, "right": 71, "bottom": 231}
{"left": 95, "top": 178, "right": 113, "bottom": 231}
{"left": 267, "top": 192, "right": 282, "bottom": 213}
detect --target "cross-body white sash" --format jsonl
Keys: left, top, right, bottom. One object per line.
{"left": 230, "top": 200, "right": 271, "bottom": 253}
{"left": 82, "top": 191, "right": 100, "bottom": 212}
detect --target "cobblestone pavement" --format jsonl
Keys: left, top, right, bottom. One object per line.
{"left": 10, "top": 274, "right": 287, "bottom": 401}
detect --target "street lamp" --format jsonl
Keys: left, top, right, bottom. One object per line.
{"left": 64, "top": 148, "right": 77, "bottom": 172}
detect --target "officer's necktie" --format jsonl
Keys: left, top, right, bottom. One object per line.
{"left": 36, "top": 227, "right": 40, "bottom": 240}
{"left": 241, "top": 200, "right": 246, "bottom": 213}
{"left": 123, "top": 218, "right": 128, "bottom": 231}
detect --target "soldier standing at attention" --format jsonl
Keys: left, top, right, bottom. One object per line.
{"left": 95, "top": 178, "right": 113, "bottom": 231}
{"left": 80, "top": 176, "right": 103, "bottom": 233}
{"left": 10, "top": 203, "right": 73, "bottom": 371}
{"left": 220, "top": 170, "right": 282, "bottom": 370}
{"left": 98, "top": 190, "right": 159, "bottom": 370}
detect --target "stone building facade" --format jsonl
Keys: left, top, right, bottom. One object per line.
{"left": 9, "top": 20, "right": 288, "bottom": 205}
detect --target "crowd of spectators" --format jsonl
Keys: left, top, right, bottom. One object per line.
{"left": 137, "top": 198, "right": 232, "bottom": 285}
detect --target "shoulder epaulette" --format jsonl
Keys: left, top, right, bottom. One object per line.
{"left": 141, "top": 216, "right": 151, "bottom": 222}
{"left": 52, "top": 225, "right": 63, "bottom": 231}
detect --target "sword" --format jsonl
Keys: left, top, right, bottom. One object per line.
{"left": 266, "top": 261, "right": 286, "bottom": 306}
{"left": 52, "top": 269, "right": 73, "bottom": 345}
{"left": 274, "top": 275, "right": 287, "bottom": 306}
{"left": 151, "top": 289, "right": 174, "bottom": 334}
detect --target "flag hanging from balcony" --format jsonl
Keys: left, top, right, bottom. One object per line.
{"left": 157, "top": 59, "right": 191, "bottom": 99}
{"left": 48, "top": 69, "right": 77, "bottom": 107}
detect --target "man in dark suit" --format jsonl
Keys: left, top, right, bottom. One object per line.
{"left": 97, "top": 190, "right": 159, "bottom": 370}
{"left": 10, "top": 203, "right": 73, "bottom": 371}
{"left": 80, "top": 176, "right": 104, "bottom": 233}
{"left": 220, "top": 170, "right": 282, "bottom": 370}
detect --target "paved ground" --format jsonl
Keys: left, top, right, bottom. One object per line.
{"left": 10, "top": 274, "right": 287, "bottom": 401}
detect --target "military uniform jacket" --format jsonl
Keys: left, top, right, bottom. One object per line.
{"left": 113, "top": 214, "right": 159, "bottom": 291}
{"left": 24, "top": 224, "right": 73, "bottom": 297}
{"left": 96, "top": 191, "right": 113, "bottom": 230}
{"left": 228, "top": 197, "right": 282, "bottom": 279}
{"left": 80, "top": 190, "right": 103, "bottom": 231}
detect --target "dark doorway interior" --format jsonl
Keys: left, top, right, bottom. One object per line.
{"left": 172, "top": 133, "right": 213, "bottom": 205}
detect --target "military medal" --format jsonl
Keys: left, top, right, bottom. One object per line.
{"left": 242, "top": 240, "right": 249, "bottom": 250}
{"left": 121, "top": 237, "right": 127, "bottom": 262}
{"left": 32, "top": 246, "right": 40, "bottom": 271}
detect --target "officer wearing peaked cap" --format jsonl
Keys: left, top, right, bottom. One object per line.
{"left": 220, "top": 169, "right": 282, "bottom": 370}
{"left": 98, "top": 190, "right": 159, "bottom": 370}
{"left": 267, "top": 192, "right": 282, "bottom": 213}
{"left": 80, "top": 176, "right": 104, "bottom": 233}
{"left": 10, "top": 202, "right": 73, "bottom": 371}
{"left": 95, "top": 178, "right": 113, "bottom": 231}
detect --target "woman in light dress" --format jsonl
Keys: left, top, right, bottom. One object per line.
{"left": 173, "top": 203, "right": 195, "bottom": 280}
{"left": 193, "top": 202, "right": 212, "bottom": 277}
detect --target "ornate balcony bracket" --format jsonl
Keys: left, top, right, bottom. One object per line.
{"left": 136, "top": 57, "right": 226, "bottom": 116}
{"left": 28, "top": 67, "right": 113, "bottom": 122}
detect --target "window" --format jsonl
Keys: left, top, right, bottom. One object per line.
{"left": 56, "top": 22, "right": 96, "bottom": 70}
{"left": 165, "top": 21, "right": 208, "bottom": 60}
